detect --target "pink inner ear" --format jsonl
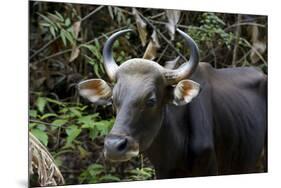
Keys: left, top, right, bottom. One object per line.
{"left": 174, "top": 79, "right": 200, "bottom": 105}
{"left": 179, "top": 81, "right": 193, "bottom": 97}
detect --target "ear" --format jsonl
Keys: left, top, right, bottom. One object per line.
{"left": 77, "top": 79, "right": 112, "bottom": 105}
{"left": 171, "top": 79, "right": 200, "bottom": 106}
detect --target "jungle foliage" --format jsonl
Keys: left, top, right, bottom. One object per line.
{"left": 29, "top": 1, "right": 267, "bottom": 186}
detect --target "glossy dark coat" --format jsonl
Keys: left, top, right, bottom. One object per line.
{"left": 145, "top": 63, "right": 267, "bottom": 178}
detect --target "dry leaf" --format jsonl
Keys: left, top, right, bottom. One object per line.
{"left": 250, "top": 41, "right": 266, "bottom": 64}
{"left": 164, "top": 56, "right": 180, "bottom": 69}
{"left": 132, "top": 8, "right": 148, "bottom": 46}
{"left": 108, "top": 6, "right": 114, "bottom": 20}
{"left": 166, "top": 10, "right": 181, "bottom": 40}
{"left": 69, "top": 46, "right": 80, "bottom": 62}
{"left": 73, "top": 21, "right": 81, "bottom": 38}
{"left": 249, "top": 25, "right": 266, "bottom": 64}
{"left": 143, "top": 30, "right": 160, "bottom": 60}
{"left": 151, "top": 30, "right": 160, "bottom": 48}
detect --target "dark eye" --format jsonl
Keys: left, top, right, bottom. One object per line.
{"left": 146, "top": 97, "right": 157, "bottom": 107}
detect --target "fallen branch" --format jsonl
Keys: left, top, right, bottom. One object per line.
{"left": 29, "top": 132, "right": 65, "bottom": 186}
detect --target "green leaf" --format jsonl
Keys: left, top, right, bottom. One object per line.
{"left": 28, "top": 123, "right": 37, "bottom": 129}
{"left": 64, "top": 30, "right": 75, "bottom": 45}
{"left": 88, "top": 164, "right": 104, "bottom": 176}
{"left": 69, "top": 107, "right": 82, "bottom": 117}
{"left": 37, "top": 124, "right": 46, "bottom": 131}
{"left": 31, "top": 128, "right": 48, "bottom": 146}
{"left": 50, "top": 26, "right": 56, "bottom": 38}
{"left": 79, "top": 115, "right": 97, "bottom": 128}
{"left": 89, "top": 128, "right": 98, "bottom": 141}
{"left": 38, "top": 13, "right": 53, "bottom": 25}
{"left": 65, "top": 18, "right": 71, "bottom": 27}
{"left": 36, "top": 97, "right": 47, "bottom": 113}
{"left": 77, "top": 145, "right": 89, "bottom": 158}
{"left": 40, "top": 22, "right": 51, "bottom": 27}
{"left": 94, "top": 63, "right": 102, "bottom": 78}
{"left": 60, "top": 30, "right": 67, "bottom": 46}
{"left": 94, "top": 119, "right": 114, "bottom": 136}
{"left": 52, "top": 119, "right": 68, "bottom": 127}
{"left": 29, "top": 110, "right": 37, "bottom": 118}
{"left": 54, "top": 156, "right": 62, "bottom": 167}
{"left": 65, "top": 125, "right": 81, "bottom": 146}
{"left": 55, "top": 11, "right": 64, "bottom": 22}
{"left": 46, "top": 98, "right": 65, "bottom": 106}
{"left": 40, "top": 113, "right": 58, "bottom": 120}
{"left": 99, "top": 175, "right": 120, "bottom": 182}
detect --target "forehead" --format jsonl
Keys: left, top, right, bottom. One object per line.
{"left": 113, "top": 59, "right": 165, "bottom": 95}
{"left": 117, "top": 58, "right": 163, "bottom": 76}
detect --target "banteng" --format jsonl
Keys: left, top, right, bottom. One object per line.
{"left": 78, "top": 29, "right": 267, "bottom": 178}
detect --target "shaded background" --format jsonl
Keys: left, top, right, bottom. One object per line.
{"left": 29, "top": 1, "right": 267, "bottom": 187}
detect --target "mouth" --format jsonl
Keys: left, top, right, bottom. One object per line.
{"left": 104, "top": 149, "right": 139, "bottom": 162}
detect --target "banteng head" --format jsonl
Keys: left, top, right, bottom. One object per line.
{"left": 78, "top": 28, "right": 200, "bottom": 161}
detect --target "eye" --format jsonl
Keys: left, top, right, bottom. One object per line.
{"left": 146, "top": 97, "right": 157, "bottom": 107}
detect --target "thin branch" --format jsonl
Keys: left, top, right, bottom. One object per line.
{"left": 236, "top": 50, "right": 251, "bottom": 65}
{"left": 149, "top": 12, "right": 165, "bottom": 19}
{"left": 30, "top": 36, "right": 60, "bottom": 60}
{"left": 30, "top": 119, "right": 55, "bottom": 127}
{"left": 225, "top": 22, "right": 266, "bottom": 31}
{"left": 232, "top": 15, "right": 242, "bottom": 67}
{"left": 80, "top": 5, "right": 104, "bottom": 22}
{"left": 157, "top": 44, "right": 169, "bottom": 64}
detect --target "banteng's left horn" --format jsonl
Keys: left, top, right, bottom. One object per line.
{"left": 162, "top": 28, "right": 199, "bottom": 85}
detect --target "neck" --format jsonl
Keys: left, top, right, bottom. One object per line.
{"left": 145, "top": 105, "right": 190, "bottom": 177}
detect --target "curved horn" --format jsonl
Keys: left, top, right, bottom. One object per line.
{"left": 103, "top": 29, "right": 134, "bottom": 81}
{"left": 163, "top": 28, "right": 199, "bottom": 85}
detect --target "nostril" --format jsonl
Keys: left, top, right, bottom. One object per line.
{"left": 116, "top": 138, "right": 128, "bottom": 152}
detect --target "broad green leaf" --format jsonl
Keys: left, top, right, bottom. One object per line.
{"left": 79, "top": 115, "right": 95, "bottom": 128}
{"left": 52, "top": 119, "right": 68, "bottom": 127}
{"left": 54, "top": 156, "right": 62, "bottom": 167}
{"left": 65, "top": 125, "right": 81, "bottom": 146}
{"left": 89, "top": 128, "right": 98, "bottom": 141}
{"left": 29, "top": 110, "right": 37, "bottom": 118}
{"left": 28, "top": 123, "right": 37, "bottom": 129}
{"left": 36, "top": 97, "right": 47, "bottom": 113}
{"left": 94, "top": 119, "right": 114, "bottom": 136}
{"left": 69, "top": 107, "right": 82, "bottom": 117}
{"left": 37, "top": 124, "right": 46, "bottom": 131}
{"left": 31, "top": 128, "right": 48, "bottom": 146}
{"left": 88, "top": 164, "right": 104, "bottom": 177}
{"left": 65, "top": 18, "right": 71, "bottom": 27}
